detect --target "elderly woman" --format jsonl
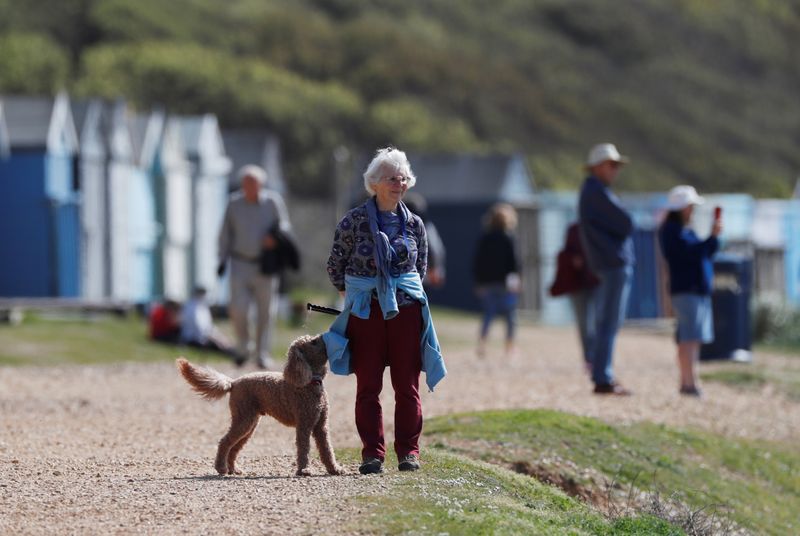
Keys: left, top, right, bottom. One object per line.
{"left": 659, "top": 185, "right": 721, "bottom": 397}
{"left": 324, "top": 147, "right": 446, "bottom": 475}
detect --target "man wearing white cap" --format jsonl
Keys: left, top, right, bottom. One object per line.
{"left": 217, "top": 165, "right": 292, "bottom": 368}
{"left": 578, "top": 143, "right": 634, "bottom": 395}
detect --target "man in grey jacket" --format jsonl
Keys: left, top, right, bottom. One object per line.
{"left": 578, "top": 143, "right": 635, "bottom": 395}
{"left": 218, "top": 165, "right": 291, "bottom": 368}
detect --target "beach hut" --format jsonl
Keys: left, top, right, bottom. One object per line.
{"left": 72, "top": 99, "right": 110, "bottom": 300}
{"left": 0, "top": 92, "right": 80, "bottom": 297}
{"left": 751, "top": 199, "right": 800, "bottom": 306}
{"left": 367, "top": 153, "right": 538, "bottom": 312}
{"left": 119, "top": 104, "right": 159, "bottom": 303}
{"left": 179, "top": 114, "right": 231, "bottom": 298}
{"left": 0, "top": 99, "right": 9, "bottom": 159}
{"left": 144, "top": 113, "right": 193, "bottom": 301}
{"left": 535, "top": 190, "right": 579, "bottom": 325}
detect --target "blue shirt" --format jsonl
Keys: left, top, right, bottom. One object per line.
{"left": 659, "top": 219, "right": 719, "bottom": 295}
{"left": 578, "top": 176, "right": 635, "bottom": 271}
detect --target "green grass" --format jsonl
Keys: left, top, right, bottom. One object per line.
{"left": 701, "top": 363, "right": 800, "bottom": 401}
{"left": 337, "top": 448, "right": 680, "bottom": 535}
{"left": 424, "top": 409, "right": 800, "bottom": 536}
{"left": 0, "top": 307, "right": 336, "bottom": 367}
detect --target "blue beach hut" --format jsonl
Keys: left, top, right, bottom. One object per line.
{"left": 0, "top": 93, "right": 80, "bottom": 297}
{"left": 124, "top": 105, "right": 159, "bottom": 303}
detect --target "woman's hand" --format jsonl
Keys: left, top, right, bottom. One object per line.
{"left": 711, "top": 219, "right": 722, "bottom": 237}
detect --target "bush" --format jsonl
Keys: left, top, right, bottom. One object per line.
{"left": 752, "top": 297, "right": 800, "bottom": 347}
{"left": 0, "top": 32, "right": 70, "bottom": 94}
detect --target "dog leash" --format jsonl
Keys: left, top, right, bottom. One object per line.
{"left": 306, "top": 303, "right": 341, "bottom": 316}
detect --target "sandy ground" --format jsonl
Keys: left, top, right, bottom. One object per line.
{"left": 1, "top": 319, "right": 797, "bottom": 535}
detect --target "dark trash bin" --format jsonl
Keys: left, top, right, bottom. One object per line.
{"left": 700, "top": 254, "right": 753, "bottom": 362}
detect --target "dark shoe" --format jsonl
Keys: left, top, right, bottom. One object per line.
{"left": 593, "top": 382, "right": 632, "bottom": 396}
{"left": 680, "top": 385, "right": 703, "bottom": 397}
{"left": 359, "top": 457, "right": 384, "bottom": 475}
{"left": 231, "top": 352, "right": 247, "bottom": 367}
{"left": 398, "top": 454, "right": 420, "bottom": 472}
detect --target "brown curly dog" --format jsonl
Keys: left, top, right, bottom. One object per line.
{"left": 176, "top": 334, "right": 343, "bottom": 477}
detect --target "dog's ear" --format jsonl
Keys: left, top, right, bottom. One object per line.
{"left": 284, "top": 338, "right": 313, "bottom": 387}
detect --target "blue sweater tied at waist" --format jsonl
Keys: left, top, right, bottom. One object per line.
{"left": 322, "top": 273, "right": 446, "bottom": 392}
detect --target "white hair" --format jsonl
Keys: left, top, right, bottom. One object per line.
{"left": 237, "top": 164, "right": 267, "bottom": 185}
{"left": 362, "top": 147, "right": 416, "bottom": 196}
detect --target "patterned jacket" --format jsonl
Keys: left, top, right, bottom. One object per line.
{"left": 327, "top": 201, "right": 428, "bottom": 306}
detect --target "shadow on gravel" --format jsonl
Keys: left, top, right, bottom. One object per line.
{"left": 170, "top": 474, "right": 338, "bottom": 482}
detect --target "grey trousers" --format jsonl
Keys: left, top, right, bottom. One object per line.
{"left": 228, "top": 259, "right": 279, "bottom": 361}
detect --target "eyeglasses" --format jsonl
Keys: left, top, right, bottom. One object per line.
{"left": 383, "top": 176, "right": 409, "bottom": 186}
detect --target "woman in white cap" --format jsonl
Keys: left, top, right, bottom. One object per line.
{"left": 658, "top": 185, "right": 722, "bottom": 396}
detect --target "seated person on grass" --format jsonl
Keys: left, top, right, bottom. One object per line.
{"left": 181, "top": 286, "right": 243, "bottom": 365}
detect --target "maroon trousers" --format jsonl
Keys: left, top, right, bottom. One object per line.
{"left": 346, "top": 299, "right": 423, "bottom": 461}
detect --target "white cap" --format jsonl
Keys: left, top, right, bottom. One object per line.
{"left": 586, "top": 143, "right": 629, "bottom": 167}
{"left": 237, "top": 164, "right": 268, "bottom": 185}
{"left": 666, "top": 185, "right": 705, "bottom": 211}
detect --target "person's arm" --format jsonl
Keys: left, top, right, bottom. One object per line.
{"left": 662, "top": 225, "right": 718, "bottom": 263}
{"left": 584, "top": 189, "right": 633, "bottom": 239}
{"left": 415, "top": 217, "right": 428, "bottom": 282}
{"left": 326, "top": 213, "right": 355, "bottom": 292}
{"left": 217, "top": 204, "right": 233, "bottom": 276}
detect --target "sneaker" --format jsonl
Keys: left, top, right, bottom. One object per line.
{"left": 593, "top": 382, "right": 632, "bottom": 396}
{"left": 398, "top": 454, "right": 420, "bottom": 472}
{"left": 231, "top": 352, "right": 247, "bottom": 368}
{"left": 680, "top": 385, "right": 703, "bottom": 397}
{"left": 359, "top": 457, "right": 384, "bottom": 475}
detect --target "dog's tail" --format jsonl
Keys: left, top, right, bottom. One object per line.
{"left": 176, "top": 358, "right": 233, "bottom": 401}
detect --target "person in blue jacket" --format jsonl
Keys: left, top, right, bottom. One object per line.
{"left": 659, "top": 185, "right": 721, "bottom": 396}
{"left": 324, "top": 147, "right": 445, "bottom": 476}
{"left": 579, "top": 143, "right": 635, "bottom": 395}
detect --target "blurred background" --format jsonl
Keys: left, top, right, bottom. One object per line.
{"left": 1, "top": 0, "right": 799, "bottom": 341}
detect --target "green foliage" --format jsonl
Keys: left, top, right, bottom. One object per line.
{"left": 0, "top": 32, "right": 70, "bottom": 94}
{"left": 3, "top": 0, "right": 800, "bottom": 196}
{"left": 426, "top": 409, "right": 800, "bottom": 535}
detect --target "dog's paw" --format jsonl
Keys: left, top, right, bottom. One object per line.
{"left": 228, "top": 466, "right": 243, "bottom": 476}
{"left": 295, "top": 468, "right": 312, "bottom": 477}
{"left": 327, "top": 465, "right": 345, "bottom": 475}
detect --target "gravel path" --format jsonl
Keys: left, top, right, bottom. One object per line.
{"left": 1, "top": 319, "right": 797, "bottom": 534}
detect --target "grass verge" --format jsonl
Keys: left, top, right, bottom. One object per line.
{"left": 423, "top": 409, "right": 799, "bottom": 535}
{"left": 701, "top": 362, "right": 800, "bottom": 401}
{"left": 0, "top": 304, "right": 476, "bottom": 366}
{"left": 339, "top": 448, "right": 680, "bottom": 535}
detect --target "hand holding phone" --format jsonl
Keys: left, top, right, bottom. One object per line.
{"left": 712, "top": 206, "right": 723, "bottom": 236}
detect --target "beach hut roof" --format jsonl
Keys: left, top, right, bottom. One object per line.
{"left": 2, "top": 92, "right": 77, "bottom": 154}
{"left": 221, "top": 128, "right": 285, "bottom": 193}
{"left": 405, "top": 153, "right": 535, "bottom": 204}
